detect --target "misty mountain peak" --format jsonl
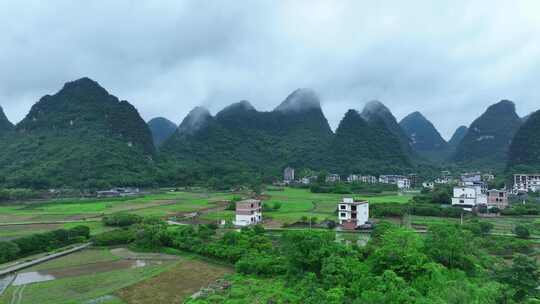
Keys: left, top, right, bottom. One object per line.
{"left": 361, "top": 100, "right": 392, "bottom": 121}
{"left": 274, "top": 88, "right": 321, "bottom": 113}
{"left": 218, "top": 100, "right": 256, "bottom": 116}
{"left": 178, "top": 106, "right": 212, "bottom": 135}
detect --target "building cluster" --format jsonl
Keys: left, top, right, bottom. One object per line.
{"left": 281, "top": 167, "right": 415, "bottom": 190}
{"left": 450, "top": 172, "right": 507, "bottom": 211}
{"left": 96, "top": 187, "right": 141, "bottom": 198}
{"left": 512, "top": 174, "right": 540, "bottom": 194}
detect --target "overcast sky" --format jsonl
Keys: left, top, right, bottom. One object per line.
{"left": 1, "top": 1, "right": 540, "bottom": 139}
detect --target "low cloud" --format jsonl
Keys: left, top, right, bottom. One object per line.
{"left": 1, "top": 0, "right": 539, "bottom": 139}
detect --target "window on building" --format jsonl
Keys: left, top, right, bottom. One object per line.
{"left": 340, "top": 213, "right": 346, "bottom": 217}
{"left": 340, "top": 205, "right": 346, "bottom": 210}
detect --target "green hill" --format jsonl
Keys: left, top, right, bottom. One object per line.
{"left": 361, "top": 100, "right": 414, "bottom": 157}
{"left": 158, "top": 89, "right": 333, "bottom": 186}
{"left": 399, "top": 111, "right": 447, "bottom": 153}
{"left": 0, "top": 105, "right": 14, "bottom": 137}
{"left": 329, "top": 109, "right": 412, "bottom": 174}
{"left": 0, "top": 78, "right": 156, "bottom": 188}
{"left": 148, "top": 117, "right": 177, "bottom": 148}
{"left": 508, "top": 109, "right": 540, "bottom": 172}
{"left": 453, "top": 100, "right": 522, "bottom": 169}
{"left": 448, "top": 125, "right": 468, "bottom": 148}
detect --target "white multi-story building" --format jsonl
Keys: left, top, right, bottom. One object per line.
{"left": 234, "top": 199, "right": 262, "bottom": 226}
{"left": 435, "top": 171, "right": 453, "bottom": 184}
{"left": 379, "top": 175, "right": 410, "bottom": 189}
{"left": 361, "top": 175, "right": 377, "bottom": 184}
{"left": 338, "top": 198, "right": 369, "bottom": 229}
{"left": 451, "top": 183, "right": 487, "bottom": 211}
{"left": 513, "top": 174, "right": 540, "bottom": 193}
{"left": 347, "top": 174, "right": 360, "bottom": 183}
{"left": 397, "top": 178, "right": 411, "bottom": 190}
{"left": 283, "top": 167, "right": 295, "bottom": 183}
{"left": 301, "top": 176, "right": 317, "bottom": 185}
{"left": 461, "top": 172, "right": 482, "bottom": 183}
{"left": 326, "top": 174, "right": 341, "bottom": 183}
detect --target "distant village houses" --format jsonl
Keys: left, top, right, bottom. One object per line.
{"left": 379, "top": 175, "right": 410, "bottom": 190}
{"left": 487, "top": 189, "right": 509, "bottom": 210}
{"left": 513, "top": 174, "right": 540, "bottom": 194}
{"left": 337, "top": 198, "right": 369, "bottom": 230}
{"left": 347, "top": 174, "right": 377, "bottom": 184}
{"left": 482, "top": 173, "right": 495, "bottom": 182}
{"left": 97, "top": 187, "right": 140, "bottom": 198}
{"left": 234, "top": 199, "right": 262, "bottom": 226}
{"left": 283, "top": 167, "right": 295, "bottom": 184}
{"left": 434, "top": 171, "right": 453, "bottom": 184}
{"left": 326, "top": 173, "right": 341, "bottom": 183}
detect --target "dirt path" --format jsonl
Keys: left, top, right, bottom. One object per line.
{"left": 9, "top": 284, "right": 25, "bottom": 304}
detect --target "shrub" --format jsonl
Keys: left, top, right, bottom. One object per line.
{"left": 102, "top": 213, "right": 142, "bottom": 227}
{"left": 514, "top": 225, "right": 530, "bottom": 239}
{"left": 93, "top": 229, "right": 135, "bottom": 246}
{"left": 0, "top": 241, "right": 20, "bottom": 263}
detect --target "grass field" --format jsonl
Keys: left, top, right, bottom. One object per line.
{"left": 0, "top": 191, "right": 234, "bottom": 222}
{"left": 0, "top": 191, "right": 236, "bottom": 240}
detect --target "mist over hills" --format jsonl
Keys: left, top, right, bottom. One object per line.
{"left": 0, "top": 77, "right": 538, "bottom": 188}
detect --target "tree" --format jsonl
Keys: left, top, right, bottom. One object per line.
{"left": 368, "top": 227, "right": 428, "bottom": 280}
{"left": 424, "top": 224, "right": 477, "bottom": 272}
{"left": 498, "top": 254, "right": 539, "bottom": 301}
{"left": 0, "top": 241, "right": 20, "bottom": 263}
{"left": 281, "top": 231, "right": 336, "bottom": 275}
{"left": 514, "top": 225, "right": 530, "bottom": 239}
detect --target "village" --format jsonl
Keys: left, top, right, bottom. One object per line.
{"left": 229, "top": 166, "right": 540, "bottom": 231}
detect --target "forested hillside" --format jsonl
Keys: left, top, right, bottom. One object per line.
{"left": 158, "top": 89, "right": 334, "bottom": 186}
{"left": 0, "top": 106, "right": 13, "bottom": 136}
{"left": 329, "top": 109, "right": 412, "bottom": 174}
{"left": 0, "top": 78, "right": 156, "bottom": 188}
{"left": 453, "top": 100, "right": 522, "bottom": 169}
{"left": 508, "top": 110, "right": 540, "bottom": 172}
{"left": 148, "top": 117, "right": 177, "bottom": 148}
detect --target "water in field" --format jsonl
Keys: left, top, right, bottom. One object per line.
{"left": 11, "top": 259, "right": 161, "bottom": 286}
{"left": 12, "top": 272, "right": 55, "bottom": 286}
